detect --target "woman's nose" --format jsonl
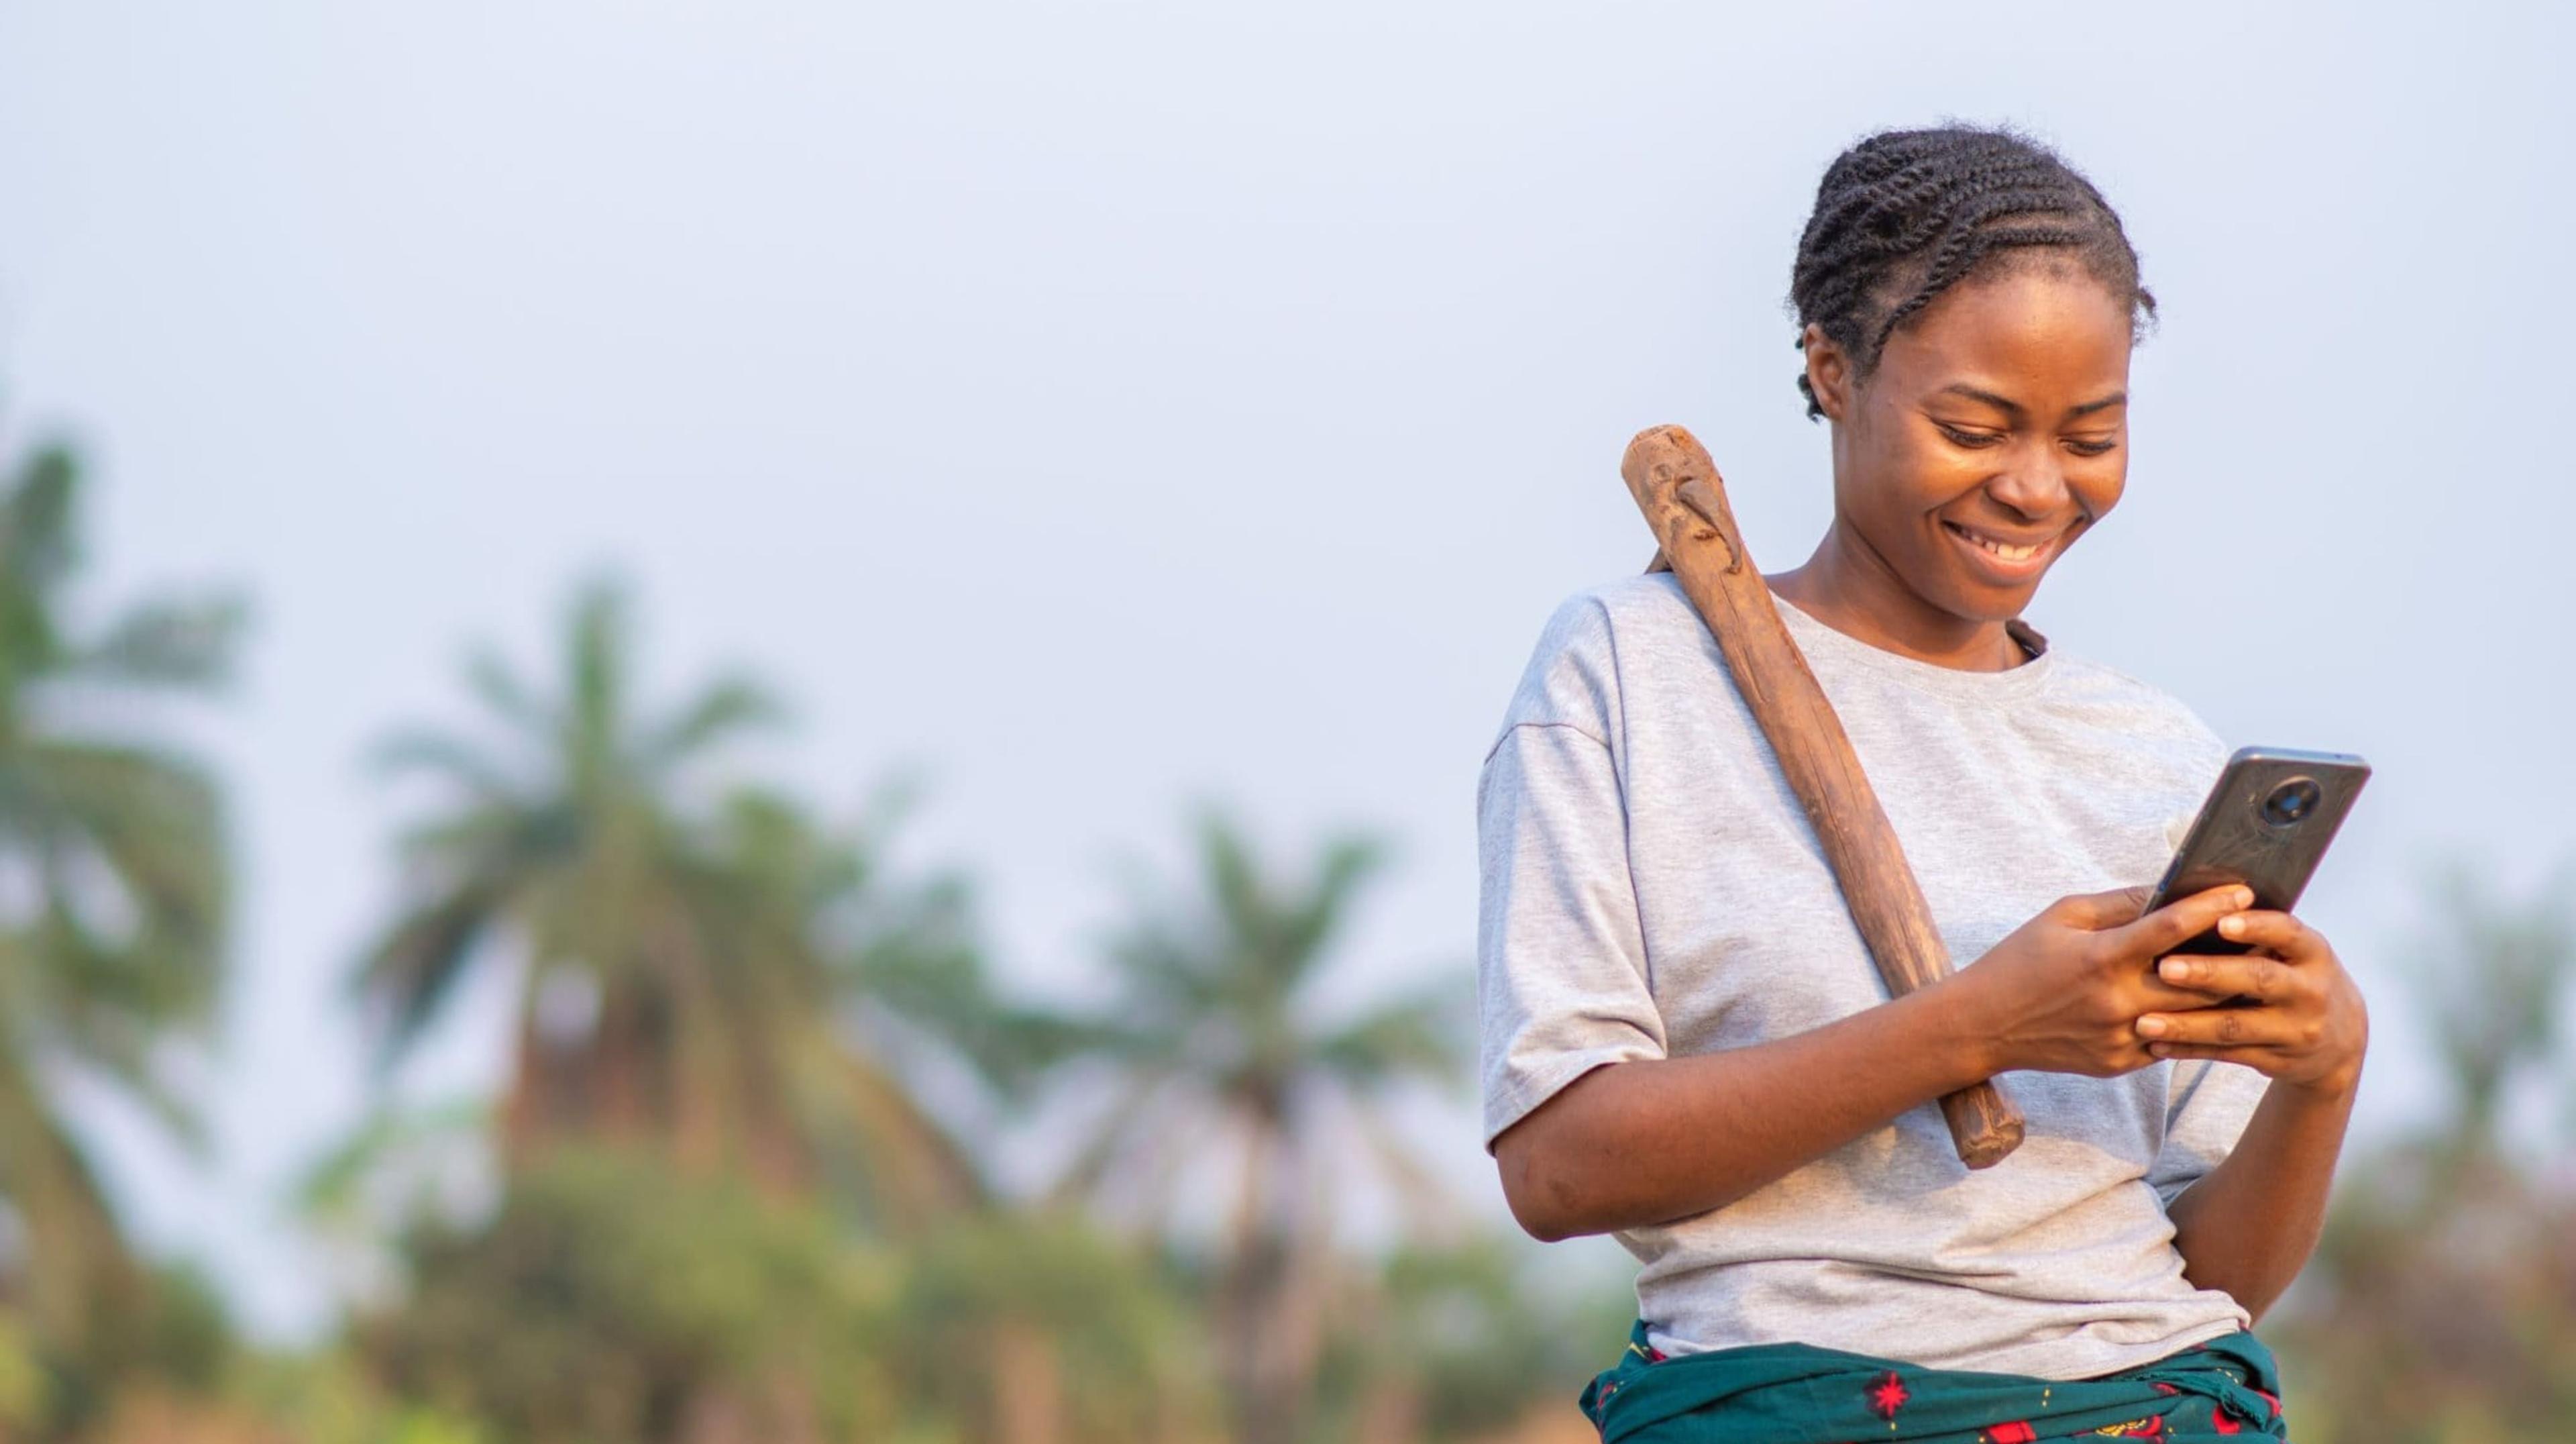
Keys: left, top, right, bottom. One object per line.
{"left": 1984, "top": 443, "right": 2073, "bottom": 518}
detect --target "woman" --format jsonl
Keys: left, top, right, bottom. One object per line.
{"left": 1475, "top": 127, "right": 2367, "bottom": 1443}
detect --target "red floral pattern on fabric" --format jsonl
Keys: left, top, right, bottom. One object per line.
{"left": 1868, "top": 1372, "right": 1911, "bottom": 1421}
{"left": 1983, "top": 1421, "right": 2037, "bottom": 1442}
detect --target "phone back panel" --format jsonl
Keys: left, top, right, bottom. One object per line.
{"left": 2151, "top": 747, "right": 2371, "bottom": 954}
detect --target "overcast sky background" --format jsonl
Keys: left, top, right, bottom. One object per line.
{"left": 3, "top": 1, "right": 2571, "bottom": 1341}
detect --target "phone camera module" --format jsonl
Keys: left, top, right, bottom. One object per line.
{"left": 2262, "top": 776, "right": 2323, "bottom": 827}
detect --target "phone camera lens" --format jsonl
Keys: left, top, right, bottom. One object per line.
{"left": 2262, "top": 777, "right": 2322, "bottom": 827}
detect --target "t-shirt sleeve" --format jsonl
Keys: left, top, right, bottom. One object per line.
{"left": 2145, "top": 1058, "right": 2271, "bottom": 1208}
{"left": 1475, "top": 599, "right": 1666, "bottom": 1151}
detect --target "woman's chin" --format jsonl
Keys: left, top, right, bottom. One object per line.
{"left": 1929, "top": 569, "right": 2049, "bottom": 624}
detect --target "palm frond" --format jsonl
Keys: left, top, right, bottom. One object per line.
{"left": 75, "top": 593, "right": 246, "bottom": 690}
{"left": 1, "top": 442, "right": 80, "bottom": 601}
{"left": 820, "top": 1050, "right": 988, "bottom": 1228}
{"left": 1311, "top": 980, "right": 1468, "bottom": 1091}
{"left": 21, "top": 909, "right": 210, "bottom": 1149}
{"left": 354, "top": 868, "right": 516, "bottom": 1068}
{"left": 641, "top": 674, "right": 784, "bottom": 778}
{"left": 855, "top": 947, "right": 1093, "bottom": 1098}
{"left": 24, "top": 739, "right": 229, "bottom": 984}
{"left": 1274, "top": 834, "right": 1388, "bottom": 984}
{"left": 1099, "top": 909, "right": 1226, "bottom": 1020}
{"left": 1043, "top": 1066, "right": 1179, "bottom": 1210}
{"left": 463, "top": 644, "right": 550, "bottom": 738}
{"left": 564, "top": 575, "right": 631, "bottom": 786}
{"left": 295, "top": 1094, "right": 492, "bottom": 1229}
{"left": 1195, "top": 809, "right": 1275, "bottom": 968}
{"left": 370, "top": 725, "right": 527, "bottom": 800}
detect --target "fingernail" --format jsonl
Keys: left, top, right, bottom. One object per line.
{"left": 2235, "top": 887, "right": 2255, "bottom": 909}
{"left": 2218, "top": 916, "right": 2245, "bottom": 939}
{"left": 2159, "top": 958, "right": 2188, "bottom": 982}
{"left": 2149, "top": 1043, "right": 2171, "bottom": 1058}
{"left": 2138, "top": 1016, "right": 2169, "bottom": 1038}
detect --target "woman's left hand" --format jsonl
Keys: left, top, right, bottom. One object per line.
{"left": 2133, "top": 912, "right": 2368, "bottom": 1095}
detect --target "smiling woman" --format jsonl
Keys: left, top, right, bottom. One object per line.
{"left": 1778, "top": 265, "right": 2135, "bottom": 658}
{"left": 1477, "top": 127, "right": 2366, "bottom": 1442}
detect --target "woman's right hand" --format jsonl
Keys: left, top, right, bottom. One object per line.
{"left": 1955, "top": 884, "right": 2257, "bottom": 1078}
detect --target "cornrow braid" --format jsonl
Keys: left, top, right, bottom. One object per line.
{"left": 1788, "top": 126, "right": 2155, "bottom": 420}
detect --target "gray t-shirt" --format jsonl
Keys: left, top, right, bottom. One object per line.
{"left": 1476, "top": 572, "right": 2271, "bottom": 1381}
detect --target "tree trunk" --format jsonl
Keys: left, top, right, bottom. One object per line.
{"left": 991, "top": 1318, "right": 1066, "bottom": 1444}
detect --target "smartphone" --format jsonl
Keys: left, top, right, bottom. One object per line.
{"left": 2145, "top": 746, "right": 2371, "bottom": 954}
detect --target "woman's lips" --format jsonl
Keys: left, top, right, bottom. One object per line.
{"left": 1941, "top": 518, "right": 2060, "bottom": 579}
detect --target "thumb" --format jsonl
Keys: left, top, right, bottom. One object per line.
{"left": 2049, "top": 885, "right": 2153, "bottom": 931}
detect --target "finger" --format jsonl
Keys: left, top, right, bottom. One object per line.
{"left": 2135, "top": 976, "right": 2238, "bottom": 1013}
{"left": 2104, "top": 884, "right": 2255, "bottom": 959}
{"left": 2206, "top": 910, "right": 2326, "bottom": 961}
{"left": 2135, "top": 1004, "right": 2300, "bottom": 1049}
{"left": 2153, "top": 952, "right": 2302, "bottom": 1004}
{"left": 2145, "top": 1041, "right": 2284, "bottom": 1070}
{"left": 2051, "top": 885, "right": 2155, "bottom": 930}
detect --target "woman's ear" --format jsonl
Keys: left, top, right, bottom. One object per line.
{"left": 1801, "top": 323, "right": 1854, "bottom": 423}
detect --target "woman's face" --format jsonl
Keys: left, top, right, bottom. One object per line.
{"left": 1805, "top": 264, "right": 2134, "bottom": 625}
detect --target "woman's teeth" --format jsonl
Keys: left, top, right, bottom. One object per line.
{"left": 1949, "top": 523, "right": 2043, "bottom": 562}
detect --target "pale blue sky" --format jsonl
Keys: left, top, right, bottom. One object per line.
{"left": 2, "top": 1, "right": 2571, "bottom": 1339}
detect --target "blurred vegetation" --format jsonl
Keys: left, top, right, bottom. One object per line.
{"left": 2267, "top": 866, "right": 2576, "bottom": 1443}
{"left": 0, "top": 423, "right": 244, "bottom": 1437}
{"left": 0, "top": 421, "right": 2567, "bottom": 1441}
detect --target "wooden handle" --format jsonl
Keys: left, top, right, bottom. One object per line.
{"left": 1622, "top": 424, "right": 2024, "bottom": 1169}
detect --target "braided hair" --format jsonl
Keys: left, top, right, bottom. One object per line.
{"left": 1789, "top": 126, "right": 2155, "bottom": 420}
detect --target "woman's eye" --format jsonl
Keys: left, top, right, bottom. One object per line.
{"left": 2064, "top": 437, "right": 2119, "bottom": 457}
{"left": 1937, "top": 424, "right": 2004, "bottom": 448}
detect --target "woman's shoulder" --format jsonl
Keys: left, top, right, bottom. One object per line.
{"left": 1489, "top": 574, "right": 1710, "bottom": 748}
{"left": 2030, "top": 642, "right": 2231, "bottom": 772}
{"left": 1525, "top": 571, "right": 1704, "bottom": 645}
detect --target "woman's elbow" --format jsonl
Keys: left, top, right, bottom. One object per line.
{"left": 1493, "top": 1123, "right": 1594, "bottom": 1243}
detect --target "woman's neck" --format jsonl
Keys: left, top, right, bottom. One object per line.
{"left": 1766, "top": 519, "right": 2027, "bottom": 672}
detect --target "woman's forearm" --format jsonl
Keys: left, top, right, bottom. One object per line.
{"left": 2163, "top": 1075, "right": 2357, "bottom": 1322}
{"left": 1491, "top": 974, "right": 1996, "bottom": 1241}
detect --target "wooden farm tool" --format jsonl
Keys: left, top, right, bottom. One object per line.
{"left": 1624, "top": 424, "right": 2025, "bottom": 1168}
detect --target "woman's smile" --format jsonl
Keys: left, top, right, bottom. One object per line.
{"left": 1939, "top": 516, "right": 2070, "bottom": 581}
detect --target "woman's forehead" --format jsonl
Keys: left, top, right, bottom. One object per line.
{"left": 1877, "top": 267, "right": 2134, "bottom": 401}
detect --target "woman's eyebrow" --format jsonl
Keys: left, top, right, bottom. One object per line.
{"left": 1937, "top": 383, "right": 2023, "bottom": 415}
{"left": 1933, "top": 384, "right": 2128, "bottom": 419}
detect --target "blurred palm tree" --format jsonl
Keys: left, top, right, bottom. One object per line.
{"left": 2271, "top": 861, "right": 2576, "bottom": 1442}
{"left": 0, "top": 431, "right": 238, "bottom": 1378}
{"left": 352, "top": 577, "right": 1043, "bottom": 1225}
{"left": 1050, "top": 809, "right": 1464, "bottom": 1444}
{"left": 2412, "top": 862, "right": 2575, "bottom": 1164}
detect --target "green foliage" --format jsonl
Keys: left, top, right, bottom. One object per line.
{"left": 1287, "top": 1238, "right": 1631, "bottom": 1444}
{"left": 355, "top": 1149, "right": 904, "bottom": 1444}
{"left": 1053, "top": 807, "right": 1475, "bottom": 1444}
{"left": 887, "top": 1213, "right": 1220, "bottom": 1441}
{"left": 351, "top": 578, "right": 1036, "bottom": 1226}
{"left": 0, "top": 422, "right": 242, "bottom": 1436}
{"left": 1384, "top": 1241, "right": 1631, "bottom": 1442}
{"left": 345, "top": 1152, "right": 1212, "bottom": 1444}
